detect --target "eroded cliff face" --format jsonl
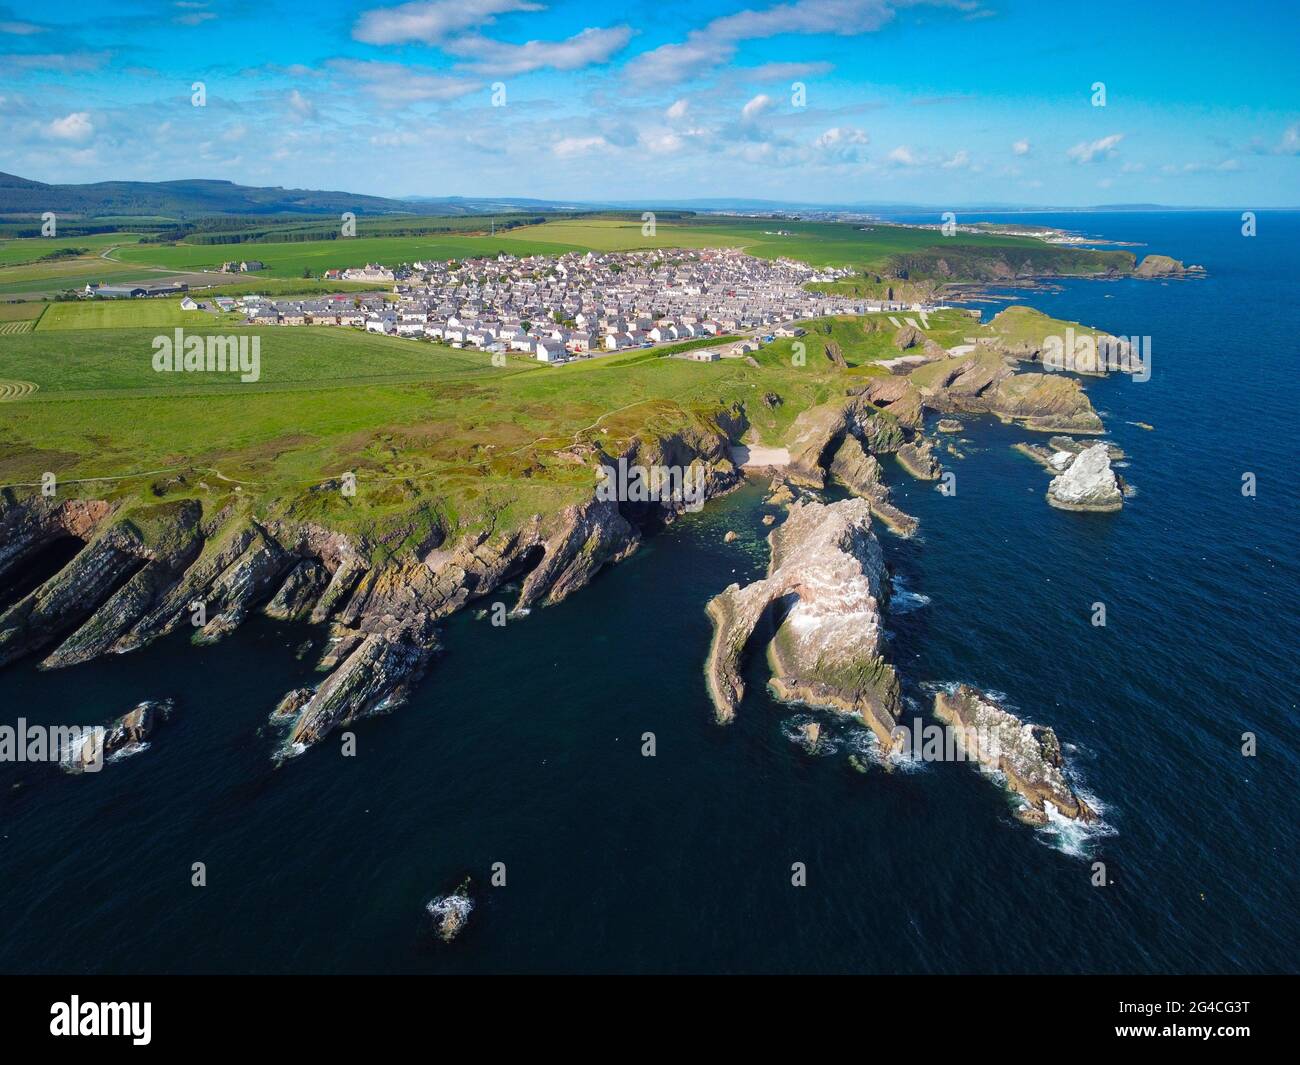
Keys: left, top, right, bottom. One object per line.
{"left": 0, "top": 407, "right": 747, "bottom": 757}
{"left": 826, "top": 435, "right": 918, "bottom": 536}
{"left": 704, "top": 498, "right": 901, "bottom": 747}
{"left": 912, "top": 353, "right": 1105, "bottom": 434}
{"left": 933, "top": 684, "right": 1098, "bottom": 826}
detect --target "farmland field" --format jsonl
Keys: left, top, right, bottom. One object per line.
{"left": 110, "top": 233, "right": 582, "bottom": 276}
{"left": 35, "top": 298, "right": 235, "bottom": 331}
{"left": 0, "top": 215, "right": 1135, "bottom": 290}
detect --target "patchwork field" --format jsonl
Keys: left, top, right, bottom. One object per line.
{"left": 0, "top": 215, "right": 1136, "bottom": 297}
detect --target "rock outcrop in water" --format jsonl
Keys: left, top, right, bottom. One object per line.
{"left": 912, "top": 353, "right": 1105, "bottom": 434}
{"left": 61, "top": 698, "right": 175, "bottom": 773}
{"left": 932, "top": 685, "right": 1098, "bottom": 826}
{"left": 704, "top": 498, "right": 900, "bottom": 747}
{"left": 426, "top": 878, "right": 474, "bottom": 943}
{"left": 827, "top": 435, "right": 918, "bottom": 536}
{"left": 895, "top": 438, "right": 943, "bottom": 481}
{"left": 1135, "top": 254, "right": 1201, "bottom": 278}
{"left": 1046, "top": 443, "right": 1123, "bottom": 512}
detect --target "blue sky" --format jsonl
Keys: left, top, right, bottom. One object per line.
{"left": 1, "top": 0, "right": 1297, "bottom": 206}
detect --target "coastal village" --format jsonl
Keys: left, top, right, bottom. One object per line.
{"left": 88, "top": 248, "right": 936, "bottom": 364}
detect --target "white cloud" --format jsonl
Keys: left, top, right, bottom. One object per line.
{"left": 641, "top": 130, "right": 684, "bottom": 155}
{"left": 627, "top": 0, "right": 947, "bottom": 87}
{"left": 0, "top": 51, "right": 109, "bottom": 72}
{"left": 448, "top": 25, "right": 632, "bottom": 75}
{"left": 0, "top": 19, "right": 44, "bottom": 34}
{"left": 287, "top": 89, "right": 317, "bottom": 120}
{"left": 330, "top": 59, "right": 480, "bottom": 104}
{"left": 553, "top": 135, "right": 608, "bottom": 157}
{"left": 665, "top": 98, "right": 689, "bottom": 120}
{"left": 887, "top": 144, "right": 918, "bottom": 166}
{"left": 46, "top": 111, "right": 93, "bottom": 141}
{"left": 1162, "top": 158, "right": 1242, "bottom": 174}
{"left": 553, "top": 135, "right": 609, "bottom": 158}
{"left": 940, "top": 148, "right": 970, "bottom": 169}
{"left": 1066, "top": 133, "right": 1123, "bottom": 164}
{"left": 1278, "top": 122, "right": 1300, "bottom": 155}
{"left": 354, "top": 0, "right": 542, "bottom": 45}
{"left": 371, "top": 130, "right": 422, "bottom": 147}
{"left": 743, "top": 60, "right": 834, "bottom": 80}
{"left": 812, "top": 126, "right": 869, "bottom": 162}
{"left": 741, "top": 93, "right": 773, "bottom": 121}
{"left": 1012, "top": 138, "right": 1030, "bottom": 155}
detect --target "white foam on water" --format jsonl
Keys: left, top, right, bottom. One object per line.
{"left": 426, "top": 894, "right": 474, "bottom": 921}
{"left": 890, "top": 575, "right": 931, "bottom": 614}
{"left": 1034, "top": 790, "right": 1117, "bottom": 858}
{"left": 106, "top": 741, "right": 150, "bottom": 764}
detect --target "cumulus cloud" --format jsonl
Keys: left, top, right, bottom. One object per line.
{"left": 1012, "top": 138, "right": 1029, "bottom": 155}
{"left": 941, "top": 149, "right": 970, "bottom": 169}
{"left": 812, "top": 126, "right": 869, "bottom": 162}
{"left": 887, "top": 144, "right": 918, "bottom": 166}
{"left": 447, "top": 25, "right": 632, "bottom": 75}
{"left": 641, "top": 130, "right": 684, "bottom": 155}
{"left": 1277, "top": 122, "right": 1300, "bottom": 155}
{"left": 353, "top": 0, "right": 542, "bottom": 45}
{"left": 46, "top": 111, "right": 93, "bottom": 141}
{"left": 553, "top": 135, "right": 608, "bottom": 157}
{"left": 1066, "top": 133, "right": 1123, "bottom": 163}
{"left": 665, "top": 98, "right": 689, "bottom": 120}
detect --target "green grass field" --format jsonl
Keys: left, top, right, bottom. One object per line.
{"left": 110, "top": 233, "right": 581, "bottom": 276}
{"left": 0, "top": 216, "right": 1136, "bottom": 298}
{"left": 0, "top": 288, "right": 1109, "bottom": 554}
{"left": 35, "top": 298, "right": 236, "bottom": 332}
{"left": 0, "top": 232, "right": 143, "bottom": 267}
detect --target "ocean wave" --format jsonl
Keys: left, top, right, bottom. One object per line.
{"left": 890, "top": 575, "right": 931, "bottom": 614}
{"left": 426, "top": 894, "right": 474, "bottom": 922}
{"left": 781, "top": 714, "right": 840, "bottom": 755}
{"left": 106, "top": 741, "right": 150, "bottom": 764}
{"left": 1034, "top": 789, "right": 1117, "bottom": 858}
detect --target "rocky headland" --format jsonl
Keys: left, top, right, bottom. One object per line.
{"left": 704, "top": 497, "right": 900, "bottom": 748}
{"left": 933, "top": 684, "right": 1098, "bottom": 826}
{"left": 0, "top": 406, "right": 748, "bottom": 759}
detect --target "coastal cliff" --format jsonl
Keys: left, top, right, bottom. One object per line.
{"left": 0, "top": 407, "right": 746, "bottom": 756}
{"left": 704, "top": 498, "right": 900, "bottom": 747}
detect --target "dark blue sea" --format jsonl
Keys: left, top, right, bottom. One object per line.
{"left": 0, "top": 212, "right": 1295, "bottom": 973}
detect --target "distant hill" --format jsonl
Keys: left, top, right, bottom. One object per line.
{"left": 0, "top": 172, "right": 418, "bottom": 219}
